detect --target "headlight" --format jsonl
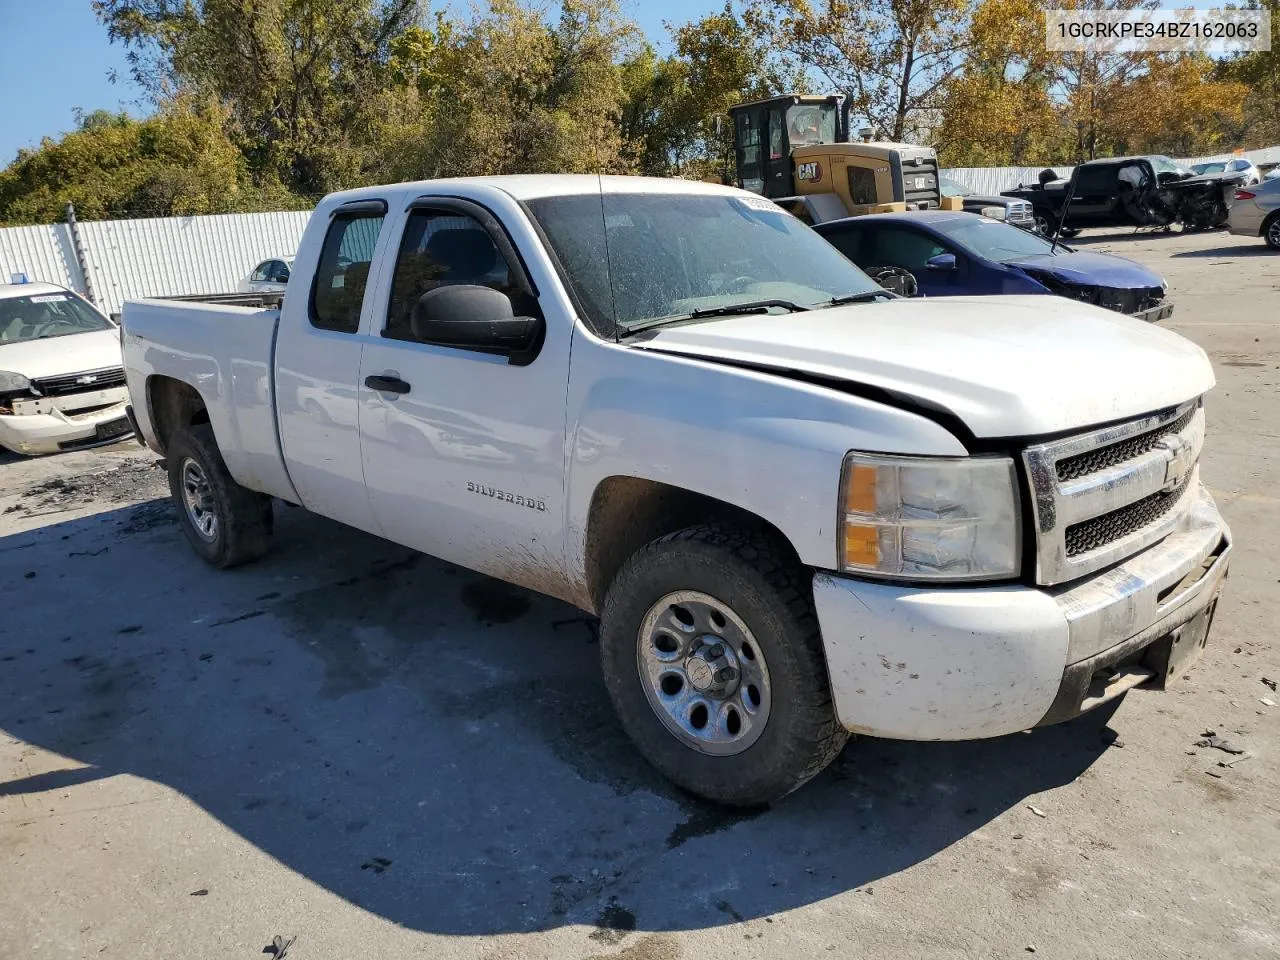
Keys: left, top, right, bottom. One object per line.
{"left": 839, "top": 453, "right": 1021, "bottom": 581}
{"left": 980, "top": 206, "right": 1008, "bottom": 220}
{"left": 0, "top": 371, "right": 32, "bottom": 393}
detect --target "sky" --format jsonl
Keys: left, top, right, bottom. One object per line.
{"left": 0, "top": 0, "right": 714, "bottom": 167}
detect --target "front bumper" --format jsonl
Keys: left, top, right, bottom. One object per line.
{"left": 811, "top": 481, "right": 1229, "bottom": 741}
{"left": 1132, "top": 302, "right": 1174, "bottom": 323}
{"left": 0, "top": 387, "right": 133, "bottom": 455}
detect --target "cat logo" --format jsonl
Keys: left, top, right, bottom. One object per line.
{"left": 797, "top": 161, "right": 823, "bottom": 182}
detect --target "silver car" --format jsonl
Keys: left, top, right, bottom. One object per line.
{"left": 239, "top": 255, "right": 294, "bottom": 293}
{"left": 1228, "top": 178, "right": 1280, "bottom": 250}
{"left": 1193, "top": 158, "right": 1263, "bottom": 185}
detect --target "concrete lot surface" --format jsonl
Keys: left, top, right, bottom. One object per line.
{"left": 2, "top": 228, "right": 1277, "bottom": 960}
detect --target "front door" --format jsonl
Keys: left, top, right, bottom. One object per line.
{"left": 357, "top": 195, "right": 572, "bottom": 590}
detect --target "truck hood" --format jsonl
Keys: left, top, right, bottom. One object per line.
{"left": 0, "top": 328, "right": 123, "bottom": 380}
{"left": 631, "top": 296, "right": 1214, "bottom": 439}
{"left": 1006, "top": 251, "right": 1163, "bottom": 289}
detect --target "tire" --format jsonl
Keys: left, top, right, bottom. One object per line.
{"left": 1033, "top": 209, "right": 1057, "bottom": 236}
{"left": 599, "top": 524, "right": 848, "bottom": 807}
{"left": 1264, "top": 212, "right": 1280, "bottom": 251}
{"left": 167, "top": 423, "right": 273, "bottom": 568}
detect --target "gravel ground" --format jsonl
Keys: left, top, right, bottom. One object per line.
{"left": 1, "top": 227, "right": 1277, "bottom": 960}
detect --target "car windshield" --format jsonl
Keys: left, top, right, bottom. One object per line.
{"left": 1193, "top": 162, "right": 1226, "bottom": 175}
{"left": 939, "top": 177, "right": 972, "bottom": 197}
{"left": 0, "top": 291, "right": 113, "bottom": 344}
{"left": 1149, "top": 156, "right": 1192, "bottom": 177}
{"left": 932, "top": 216, "right": 1065, "bottom": 263}
{"left": 525, "top": 192, "right": 884, "bottom": 336}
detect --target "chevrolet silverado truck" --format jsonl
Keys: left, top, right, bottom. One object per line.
{"left": 121, "top": 175, "right": 1231, "bottom": 807}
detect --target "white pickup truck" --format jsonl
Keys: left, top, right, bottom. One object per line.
{"left": 122, "top": 175, "right": 1231, "bottom": 806}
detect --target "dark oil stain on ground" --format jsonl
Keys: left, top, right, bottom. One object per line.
{"left": 458, "top": 579, "right": 532, "bottom": 624}
{"left": 666, "top": 804, "right": 765, "bottom": 850}
{"left": 589, "top": 898, "right": 637, "bottom": 944}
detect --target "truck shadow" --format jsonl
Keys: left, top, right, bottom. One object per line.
{"left": 0, "top": 499, "right": 1114, "bottom": 938}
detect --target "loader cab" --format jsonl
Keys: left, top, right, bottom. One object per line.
{"left": 729, "top": 95, "right": 843, "bottom": 199}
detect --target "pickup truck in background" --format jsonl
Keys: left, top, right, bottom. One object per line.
{"left": 122, "top": 175, "right": 1231, "bottom": 806}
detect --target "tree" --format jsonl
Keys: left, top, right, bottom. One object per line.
{"left": 1215, "top": 0, "right": 1280, "bottom": 148}
{"left": 743, "top": 0, "right": 974, "bottom": 142}
{"left": 93, "top": 0, "right": 421, "bottom": 194}
{"left": 0, "top": 100, "right": 299, "bottom": 225}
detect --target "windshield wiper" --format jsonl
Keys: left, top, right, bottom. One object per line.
{"left": 623, "top": 299, "right": 811, "bottom": 335}
{"left": 826, "top": 290, "right": 895, "bottom": 306}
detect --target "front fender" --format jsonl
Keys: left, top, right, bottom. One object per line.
{"left": 563, "top": 335, "right": 968, "bottom": 588}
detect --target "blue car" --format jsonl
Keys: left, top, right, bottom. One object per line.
{"left": 814, "top": 211, "right": 1173, "bottom": 322}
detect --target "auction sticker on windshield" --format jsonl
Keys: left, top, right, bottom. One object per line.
{"left": 28, "top": 295, "right": 70, "bottom": 303}
{"left": 734, "top": 196, "right": 789, "bottom": 215}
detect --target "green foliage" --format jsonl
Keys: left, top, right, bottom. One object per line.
{"left": 0, "top": 0, "right": 1265, "bottom": 224}
{"left": 0, "top": 101, "right": 301, "bottom": 225}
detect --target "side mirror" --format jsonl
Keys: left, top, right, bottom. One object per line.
{"left": 925, "top": 253, "right": 957, "bottom": 271}
{"left": 410, "top": 285, "right": 544, "bottom": 366}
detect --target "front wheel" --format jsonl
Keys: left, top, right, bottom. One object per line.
{"left": 167, "top": 423, "right": 273, "bottom": 568}
{"left": 599, "top": 525, "right": 848, "bottom": 807}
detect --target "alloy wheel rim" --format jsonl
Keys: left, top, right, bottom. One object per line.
{"left": 636, "top": 590, "right": 772, "bottom": 756}
{"left": 180, "top": 458, "right": 218, "bottom": 542}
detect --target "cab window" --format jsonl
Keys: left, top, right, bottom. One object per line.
{"left": 310, "top": 211, "right": 385, "bottom": 333}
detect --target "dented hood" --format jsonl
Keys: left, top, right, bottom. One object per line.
{"left": 631, "top": 295, "right": 1215, "bottom": 439}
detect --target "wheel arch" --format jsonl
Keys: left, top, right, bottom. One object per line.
{"left": 581, "top": 475, "right": 803, "bottom": 615}
{"left": 146, "top": 375, "right": 211, "bottom": 457}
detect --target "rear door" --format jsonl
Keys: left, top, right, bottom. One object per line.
{"left": 274, "top": 199, "right": 390, "bottom": 533}
{"left": 356, "top": 191, "right": 572, "bottom": 585}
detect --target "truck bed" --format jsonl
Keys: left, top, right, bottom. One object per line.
{"left": 121, "top": 298, "right": 298, "bottom": 503}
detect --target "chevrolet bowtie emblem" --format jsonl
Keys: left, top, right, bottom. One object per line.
{"left": 1158, "top": 433, "right": 1194, "bottom": 492}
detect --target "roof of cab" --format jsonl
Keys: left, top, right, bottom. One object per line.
{"left": 319, "top": 174, "right": 751, "bottom": 208}
{"left": 0, "top": 281, "right": 69, "bottom": 301}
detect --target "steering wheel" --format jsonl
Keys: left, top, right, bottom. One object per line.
{"left": 870, "top": 266, "right": 919, "bottom": 297}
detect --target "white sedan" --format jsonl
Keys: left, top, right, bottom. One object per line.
{"left": 0, "top": 282, "right": 133, "bottom": 455}
{"left": 239, "top": 256, "right": 294, "bottom": 294}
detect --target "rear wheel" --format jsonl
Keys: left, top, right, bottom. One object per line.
{"left": 1264, "top": 212, "right": 1280, "bottom": 251}
{"left": 167, "top": 423, "right": 273, "bottom": 568}
{"left": 599, "top": 525, "right": 848, "bottom": 807}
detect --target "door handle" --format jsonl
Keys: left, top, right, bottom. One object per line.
{"left": 365, "top": 374, "right": 411, "bottom": 395}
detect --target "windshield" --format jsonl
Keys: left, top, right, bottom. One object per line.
{"left": 933, "top": 216, "right": 1064, "bottom": 262}
{"left": 525, "top": 192, "right": 884, "bottom": 336}
{"left": 0, "top": 291, "right": 113, "bottom": 344}
{"left": 1193, "top": 162, "right": 1226, "bottom": 175}
{"left": 786, "top": 104, "right": 838, "bottom": 147}
{"left": 939, "top": 176, "right": 972, "bottom": 197}
{"left": 1149, "top": 156, "right": 1192, "bottom": 177}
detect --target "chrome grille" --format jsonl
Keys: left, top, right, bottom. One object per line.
{"left": 1023, "top": 401, "right": 1203, "bottom": 585}
{"left": 1065, "top": 473, "right": 1193, "bottom": 556}
{"left": 1057, "top": 404, "right": 1196, "bottom": 481}
{"left": 32, "top": 366, "right": 127, "bottom": 397}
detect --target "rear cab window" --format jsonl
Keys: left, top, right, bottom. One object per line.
{"left": 310, "top": 206, "right": 386, "bottom": 333}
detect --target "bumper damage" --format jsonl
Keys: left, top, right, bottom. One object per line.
{"left": 812, "top": 481, "right": 1230, "bottom": 741}
{"left": 0, "top": 386, "right": 133, "bottom": 455}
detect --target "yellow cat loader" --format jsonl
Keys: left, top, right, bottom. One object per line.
{"left": 728, "top": 94, "right": 961, "bottom": 223}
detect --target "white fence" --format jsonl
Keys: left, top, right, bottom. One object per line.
{"left": 0, "top": 210, "right": 311, "bottom": 316}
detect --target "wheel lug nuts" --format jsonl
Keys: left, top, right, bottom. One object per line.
{"left": 707, "top": 644, "right": 724, "bottom": 658}
{"left": 716, "top": 667, "right": 736, "bottom": 682}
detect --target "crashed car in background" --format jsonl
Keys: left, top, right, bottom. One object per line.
{"left": 1003, "top": 155, "right": 1250, "bottom": 233}
{"left": 0, "top": 282, "right": 133, "bottom": 455}
{"left": 815, "top": 210, "right": 1172, "bottom": 322}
